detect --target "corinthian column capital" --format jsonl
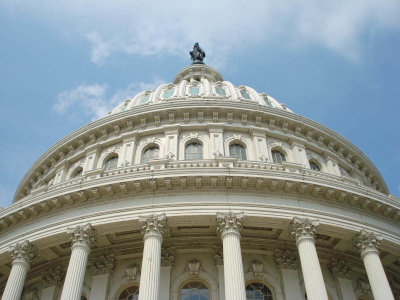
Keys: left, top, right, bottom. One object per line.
{"left": 139, "top": 214, "right": 169, "bottom": 239}
{"left": 216, "top": 212, "right": 244, "bottom": 237}
{"left": 67, "top": 223, "right": 96, "bottom": 249}
{"left": 274, "top": 249, "right": 298, "bottom": 269}
{"left": 10, "top": 240, "right": 37, "bottom": 265}
{"left": 289, "top": 217, "right": 319, "bottom": 244}
{"left": 354, "top": 230, "right": 381, "bottom": 257}
{"left": 330, "top": 258, "right": 351, "bottom": 279}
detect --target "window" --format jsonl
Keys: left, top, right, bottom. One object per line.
{"left": 189, "top": 86, "right": 200, "bottom": 96}
{"left": 118, "top": 286, "right": 139, "bottom": 300}
{"left": 185, "top": 142, "right": 203, "bottom": 160}
{"left": 163, "top": 88, "right": 174, "bottom": 99}
{"left": 271, "top": 150, "right": 286, "bottom": 164}
{"left": 179, "top": 281, "right": 210, "bottom": 300}
{"left": 229, "top": 143, "right": 247, "bottom": 161}
{"left": 71, "top": 167, "right": 83, "bottom": 178}
{"left": 309, "top": 161, "right": 320, "bottom": 171}
{"left": 104, "top": 155, "right": 118, "bottom": 170}
{"left": 142, "top": 146, "right": 160, "bottom": 163}
{"left": 139, "top": 95, "right": 150, "bottom": 104}
{"left": 240, "top": 90, "right": 251, "bottom": 99}
{"left": 246, "top": 282, "right": 273, "bottom": 300}
{"left": 215, "top": 86, "right": 226, "bottom": 96}
{"left": 263, "top": 96, "right": 272, "bottom": 107}
{"left": 120, "top": 101, "right": 129, "bottom": 112}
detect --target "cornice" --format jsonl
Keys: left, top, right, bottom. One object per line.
{"left": 2, "top": 161, "right": 399, "bottom": 239}
{"left": 13, "top": 100, "right": 389, "bottom": 202}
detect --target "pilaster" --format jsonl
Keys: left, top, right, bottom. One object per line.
{"left": 274, "top": 249, "right": 302, "bottom": 300}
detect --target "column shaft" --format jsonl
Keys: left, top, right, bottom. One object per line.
{"left": 139, "top": 234, "right": 162, "bottom": 300}
{"left": 222, "top": 231, "right": 246, "bottom": 300}
{"left": 2, "top": 261, "right": 29, "bottom": 300}
{"left": 297, "top": 238, "right": 328, "bottom": 300}
{"left": 362, "top": 250, "right": 394, "bottom": 300}
{"left": 60, "top": 244, "right": 90, "bottom": 300}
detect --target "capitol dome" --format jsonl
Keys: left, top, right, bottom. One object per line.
{"left": 0, "top": 44, "right": 399, "bottom": 300}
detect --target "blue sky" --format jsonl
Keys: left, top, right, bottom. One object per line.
{"left": 0, "top": 1, "right": 399, "bottom": 206}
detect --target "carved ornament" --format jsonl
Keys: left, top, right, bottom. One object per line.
{"left": 289, "top": 217, "right": 319, "bottom": 243}
{"left": 66, "top": 223, "right": 96, "bottom": 248}
{"left": 216, "top": 212, "right": 244, "bottom": 236}
{"left": 274, "top": 249, "right": 297, "bottom": 269}
{"left": 10, "top": 240, "right": 37, "bottom": 263}
{"left": 139, "top": 214, "right": 169, "bottom": 239}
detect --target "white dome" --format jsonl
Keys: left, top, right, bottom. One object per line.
{"left": 110, "top": 64, "right": 291, "bottom": 115}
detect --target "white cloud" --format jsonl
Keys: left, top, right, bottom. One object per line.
{"left": 53, "top": 79, "right": 165, "bottom": 121}
{"left": 2, "top": 0, "right": 400, "bottom": 65}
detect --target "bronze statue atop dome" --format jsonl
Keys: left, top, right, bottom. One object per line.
{"left": 190, "top": 43, "right": 205, "bottom": 64}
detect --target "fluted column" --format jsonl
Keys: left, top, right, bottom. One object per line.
{"left": 60, "top": 224, "right": 96, "bottom": 300}
{"left": 354, "top": 230, "right": 394, "bottom": 300}
{"left": 290, "top": 217, "right": 328, "bottom": 300}
{"left": 2, "top": 240, "right": 37, "bottom": 300}
{"left": 216, "top": 212, "right": 246, "bottom": 300}
{"left": 138, "top": 214, "right": 169, "bottom": 300}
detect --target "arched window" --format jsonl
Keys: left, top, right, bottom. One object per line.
{"left": 104, "top": 155, "right": 118, "bottom": 170}
{"left": 215, "top": 86, "right": 226, "bottom": 96}
{"left": 163, "top": 88, "right": 174, "bottom": 99}
{"left": 179, "top": 281, "right": 210, "bottom": 300}
{"left": 118, "top": 285, "right": 139, "bottom": 300}
{"left": 185, "top": 142, "right": 203, "bottom": 160}
{"left": 229, "top": 143, "right": 247, "bottom": 161}
{"left": 142, "top": 146, "right": 160, "bottom": 163}
{"left": 139, "top": 94, "right": 150, "bottom": 104}
{"left": 309, "top": 161, "right": 320, "bottom": 171}
{"left": 246, "top": 282, "right": 273, "bottom": 300}
{"left": 240, "top": 90, "right": 251, "bottom": 99}
{"left": 271, "top": 150, "right": 286, "bottom": 164}
{"left": 71, "top": 167, "right": 83, "bottom": 178}
{"left": 189, "top": 86, "right": 200, "bottom": 96}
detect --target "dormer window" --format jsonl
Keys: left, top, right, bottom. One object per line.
{"left": 240, "top": 90, "right": 250, "bottom": 100}
{"left": 262, "top": 95, "right": 272, "bottom": 107}
{"left": 139, "top": 95, "right": 150, "bottom": 104}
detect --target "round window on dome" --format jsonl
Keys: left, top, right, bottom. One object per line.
{"left": 139, "top": 95, "right": 150, "bottom": 104}
{"left": 263, "top": 95, "right": 272, "bottom": 107}
{"left": 240, "top": 90, "right": 251, "bottom": 100}
{"left": 215, "top": 86, "right": 226, "bottom": 96}
{"left": 163, "top": 88, "right": 174, "bottom": 99}
{"left": 189, "top": 86, "right": 200, "bottom": 96}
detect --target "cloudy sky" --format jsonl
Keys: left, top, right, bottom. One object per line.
{"left": 0, "top": 0, "right": 399, "bottom": 206}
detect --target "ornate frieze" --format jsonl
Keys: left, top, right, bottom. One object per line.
{"left": 330, "top": 258, "right": 351, "bottom": 279}
{"left": 274, "top": 249, "right": 298, "bottom": 269}
{"left": 213, "top": 246, "right": 223, "bottom": 265}
{"left": 161, "top": 247, "right": 176, "bottom": 267}
{"left": 42, "top": 266, "right": 65, "bottom": 286}
{"left": 354, "top": 230, "right": 381, "bottom": 256}
{"left": 249, "top": 261, "right": 263, "bottom": 277}
{"left": 289, "top": 217, "right": 319, "bottom": 243}
{"left": 139, "top": 214, "right": 169, "bottom": 238}
{"left": 92, "top": 254, "right": 116, "bottom": 275}
{"left": 216, "top": 212, "right": 244, "bottom": 236}
{"left": 186, "top": 259, "right": 201, "bottom": 277}
{"left": 66, "top": 224, "right": 96, "bottom": 248}
{"left": 10, "top": 240, "right": 37, "bottom": 264}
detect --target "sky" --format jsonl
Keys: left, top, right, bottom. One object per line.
{"left": 0, "top": 0, "right": 399, "bottom": 207}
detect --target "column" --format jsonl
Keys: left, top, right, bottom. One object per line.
{"left": 160, "top": 247, "right": 175, "bottom": 300}
{"left": 289, "top": 217, "right": 328, "bottom": 300}
{"left": 60, "top": 224, "right": 96, "bottom": 300}
{"left": 138, "top": 214, "right": 169, "bottom": 300}
{"left": 216, "top": 212, "right": 246, "bottom": 300}
{"left": 330, "top": 258, "right": 356, "bottom": 300}
{"left": 2, "top": 240, "right": 37, "bottom": 300}
{"left": 41, "top": 266, "right": 65, "bottom": 300}
{"left": 274, "top": 249, "right": 303, "bottom": 300}
{"left": 89, "top": 254, "right": 116, "bottom": 300}
{"left": 354, "top": 230, "right": 394, "bottom": 300}
{"left": 213, "top": 247, "right": 225, "bottom": 300}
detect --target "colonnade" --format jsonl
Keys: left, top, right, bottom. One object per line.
{"left": 1, "top": 215, "right": 395, "bottom": 300}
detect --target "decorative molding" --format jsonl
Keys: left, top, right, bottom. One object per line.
{"left": 185, "top": 259, "right": 201, "bottom": 277}
{"left": 161, "top": 247, "right": 176, "bottom": 267}
{"left": 330, "top": 258, "right": 351, "bottom": 279}
{"left": 139, "top": 214, "right": 169, "bottom": 239}
{"left": 289, "top": 217, "right": 319, "bottom": 243}
{"left": 42, "top": 266, "right": 65, "bottom": 286}
{"left": 216, "top": 212, "right": 244, "bottom": 236}
{"left": 125, "top": 263, "right": 140, "bottom": 280}
{"left": 92, "top": 254, "right": 116, "bottom": 275}
{"left": 274, "top": 249, "right": 297, "bottom": 269}
{"left": 249, "top": 260, "right": 263, "bottom": 277}
{"left": 10, "top": 240, "right": 37, "bottom": 263}
{"left": 66, "top": 223, "right": 96, "bottom": 248}
{"left": 354, "top": 230, "right": 381, "bottom": 256}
